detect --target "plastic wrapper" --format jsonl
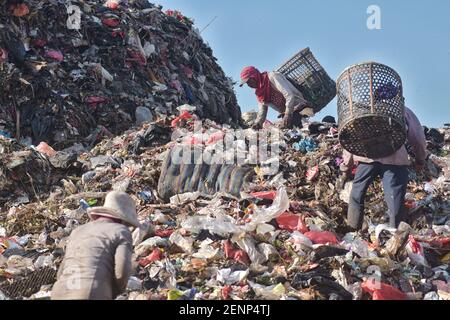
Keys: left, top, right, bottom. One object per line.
{"left": 361, "top": 280, "right": 407, "bottom": 300}
{"left": 169, "top": 231, "right": 193, "bottom": 254}
{"left": 217, "top": 268, "right": 249, "bottom": 285}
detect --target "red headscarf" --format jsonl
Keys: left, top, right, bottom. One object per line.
{"left": 240, "top": 66, "right": 271, "bottom": 104}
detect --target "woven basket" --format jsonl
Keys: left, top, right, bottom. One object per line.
{"left": 276, "top": 47, "right": 336, "bottom": 113}
{"left": 337, "top": 62, "right": 407, "bottom": 158}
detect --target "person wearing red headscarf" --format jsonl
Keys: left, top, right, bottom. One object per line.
{"left": 240, "top": 66, "right": 313, "bottom": 129}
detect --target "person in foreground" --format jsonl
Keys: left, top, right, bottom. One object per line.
{"left": 51, "top": 191, "right": 140, "bottom": 300}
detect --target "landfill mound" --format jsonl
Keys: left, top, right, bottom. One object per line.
{"left": 0, "top": 0, "right": 241, "bottom": 149}
{"left": 0, "top": 115, "right": 449, "bottom": 300}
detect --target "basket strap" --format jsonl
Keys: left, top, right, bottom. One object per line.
{"left": 347, "top": 69, "right": 353, "bottom": 117}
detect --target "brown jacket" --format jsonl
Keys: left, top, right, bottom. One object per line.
{"left": 51, "top": 219, "right": 133, "bottom": 300}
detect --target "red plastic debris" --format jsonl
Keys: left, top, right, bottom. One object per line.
{"left": 85, "top": 96, "right": 108, "bottom": 107}
{"left": 251, "top": 190, "right": 277, "bottom": 201}
{"left": 206, "top": 131, "right": 225, "bottom": 145}
{"left": 102, "top": 18, "right": 120, "bottom": 27}
{"left": 304, "top": 231, "right": 338, "bottom": 245}
{"left": 223, "top": 240, "right": 250, "bottom": 265}
{"left": 180, "top": 64, "right": 193, "bottom": 78}
{"left": 222, "top": 285, "right": 232, "bottom": 300}
{"left": 111, "top": 31, "right": 125, "bottom": 38}
{"left": 408, "top": 235, "right": 422, "bottom": 254}
{"left": 32, "top": 39, "right": 47, "bottom": 48}
{"left": 0, "top": 48, "right": 7, "bottom": 63}
{"left": 127, "top": 49, "right": 147, "bottom": 66}
{"left": 165, "top": 10, "right": 186, "bottom": 22}
{"left": 171, "top": 110, "right": 195, "bottom": 128}
{"left": 45, "top": 50, "right": 64, "bottom": 62}
{"left": 361, "top": 280, "right": 407, "bottom": 300}
{"left": 36, "top": 142, "right": 57, "bottom": 157}
{"left": 11, "top": 3, "right": 29, "bottom": 17}
{"left": 185, "top": 136, "right": 203, "bottom": 145}
{"left": 105, "top": 0, "right": 119, "bottom": 10}
{"left": 276, "top": 212, "right": 309, "bottom": 233}
{"left": 404, "top": 200, "right": 416, "bottom": 210}
{"left": 154, "top": 229, "right": 174, "bottom": 238}
{"left": 306, "top": 165, "right": 319, "bottom": 181}
{"left": 139, "top": 248, "right": 162, "bottom": 267}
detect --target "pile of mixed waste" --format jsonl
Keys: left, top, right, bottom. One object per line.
{"left": 0, "top": 112, "right": 448, "bottom": 300}
{"left": 0, "top": 0, "right": 241, "bottom": 150}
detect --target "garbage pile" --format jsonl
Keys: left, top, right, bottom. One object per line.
{"left": 0, "top": 111, "right": 448, "bottom": 300}
{"left": 0, "top": 0, "right": 241, "bottom": 149}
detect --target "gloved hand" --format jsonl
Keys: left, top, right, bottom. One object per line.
{"left": 280, "top": 113, "right": 293, "bottom": 129}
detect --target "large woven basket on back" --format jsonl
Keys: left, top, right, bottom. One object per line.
{"left": 337, "top": 62, "right": 407, "bottom": 159}
{"left": 276, "top": 47, "right": 336, "bottom": 113}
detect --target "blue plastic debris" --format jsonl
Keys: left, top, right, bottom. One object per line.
{"left": 293, "top": 138, "right": 318, "bottom": 153}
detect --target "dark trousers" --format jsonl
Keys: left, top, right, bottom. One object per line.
{"left": 348, "top": 162, "right": 409, "bottom": 230}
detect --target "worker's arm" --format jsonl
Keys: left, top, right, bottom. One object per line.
{"left": 340, "top": 149, "right": 355, "bottom": 173}
{"left": 405, "top": 108, "right": 428, "bottom": 164}
{"left": 113, "top": 230, "right": 133, "bottom": 297}
{"left": 254, "top": 102, "right": 269, "bottom": 128}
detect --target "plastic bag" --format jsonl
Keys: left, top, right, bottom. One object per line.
{"left": 171, "top": 110, "right": 195, "bottom": 128}
{"left": 193, "top": 239, "right": 220, "bottom": 259}
{"left": 139, "top": 249, "right": 162, "bottom": 267}
{"left": 406, "top": 235, "right": 428, "bottom": 267}
{"left": 306, "top": 166, "right": 319, "bottom": 181}
{"left": 251, "top": 190, "right": 277, "bottom": 201}
{"left": 170, "top": 192, "right": 201, "bottom": 205}
{"left": 217, "top": 268, "right": 249, "bottom": 285}
{"left": 181, "top": 214, "right": 241, "bottom": 237}
{"left": 243, "top": 187, "right": 289, "bottom": 233}
{"left": 233, "top": 236, "right": 266, "bottom": 265}
{"left": 290, "top": 231, "right": 314, "bottom": 249}
{"left": 304, "top": 231, "right": 338, "bottom": 245}
{"left": 248, "top": 281, "right": 286, "bottom": 300}
{"left": 169, "top": 231, "right": 193, "bottom": 253}
{"left": 223, "top": 240, "right": 250, "bottom": 265}
{"left": 45, "top": 50, "right": 64, "bottom": 62}
{"left": 135, "top": 237, "right": 169, "bottom": 256}
{"left": 276, "top": 212, "right": 309, "bottom": 233}
{"left": 361, "top": 280, "right": 407, "bottom": 300}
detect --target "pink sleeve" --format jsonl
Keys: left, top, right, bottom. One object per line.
{"left": 405, "top": 108, "right": 427, "bottom": 162}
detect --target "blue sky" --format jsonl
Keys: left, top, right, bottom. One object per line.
{"left": 157, "top": 0, "right": 450, "bottom": 127}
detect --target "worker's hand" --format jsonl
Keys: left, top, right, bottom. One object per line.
{"left": 252, "top": 122, "right": 263, "bottom": 130}
{"left": 281, "top": 114, "right": 293, "bottom": 129}
{"left": 415, "top": 160, "right": 426, "bottom": 172}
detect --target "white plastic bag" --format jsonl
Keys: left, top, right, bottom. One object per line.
{"left": 169, "top": 231, "right": 193, "bottom": 254}
{"left": 217, "top": 268, "right": 249, "bottom": 285}
{"left": 242, "top": 187, "right": 289, "bottom": 233}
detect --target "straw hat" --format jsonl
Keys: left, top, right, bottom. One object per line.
{"left": 87, "top": 191, "right": 140, "bottom": 228}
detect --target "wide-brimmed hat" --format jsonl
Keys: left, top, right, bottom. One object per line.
{"left": 87, "top": 191, "right": 140, "bottom": 228}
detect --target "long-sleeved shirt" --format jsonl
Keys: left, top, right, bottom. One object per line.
{"left": 341, "top": 107, "right": 427, "bottom": 170}
{"left": 51, "top": 218, "right": 133, "bottom": 300}
{"left": 255, "top": 72, "right": 309, "bottom": 126}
